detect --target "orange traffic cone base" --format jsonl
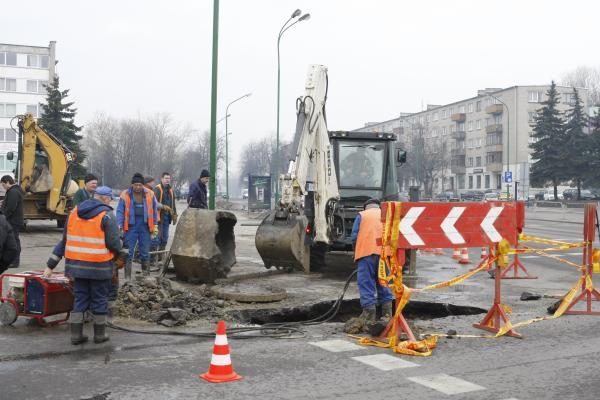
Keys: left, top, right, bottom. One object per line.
{"left": 200, "top": 371, "right": 242, "bottom": 383}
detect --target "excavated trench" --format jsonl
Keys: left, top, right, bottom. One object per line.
{"left": 228, "top": 299, "right": 486, "bottom": 325}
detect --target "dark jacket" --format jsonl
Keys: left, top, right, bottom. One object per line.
{"left": 1, "top": 185, "right": 24, "bottom": 228}
{"left": 72, "top": 188, "right": 93, "bottom": 206}
{"left": 0, "top": 211, "right": 18, "bottom": 273}
{"left": 48, "top": 199, "right": 122, "bottom": 280}
{"left": 154, "top": 183, "right": 177, "bottom": 215}
{"left": 188, "top": 179, "right": 208, "bottom": 209}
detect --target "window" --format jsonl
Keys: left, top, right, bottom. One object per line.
{"left": 528, "top": 90, "right": 542, "bottom": 103}
{"left": 467, "top": 103, "right": 473, "bottom": 113}
{"left": 442, "top": 109, "right": 448, "bottom": 118}
{"left": 459, "top": 105, "right": 466, "bottom": 113}
{"left": 564, "top": 93, "right": 576, "bottom": 105}
{"left": 476, "top": 156, "right": 482, "bottom": 167}
{"left": 449, "top": 107, "right": 454, "bottom": 115}
{"left": 476, "top": 120, "right": 481, "bottom": 130}
{"left": 0, "top": 104, "right": 17, "bottom": 117}
{"left": 468, "top": 175, "right": 473, "bottom": 189}
{"left": 528, "top": 112, "right": 536, "bottom": 123}
{"left": 0, "top": 128, "right": 17, "bottom": 142}
{"left": 458, "top": 122, "right": 465, "bottom": 131}
{"left": 485, "top": 117, "right": 492, "bottom": 126}
{"left": 1, "top": 78, "right": 17, "bottom": 92}
{"left": 26, "top": 54, "right": 49, "bottom": 68}
{"left": 0, "top": 52, "right": 4, "bottom": 64}
{"left": 494, "top": 115, "right": 502, "bottom": 125}
{"left": 467, "top": 157, "right": 474, "bottom": 167}
{"left": 27, "top": 80, "right": 38, "bottom": 92}
{"left": 26, "top": 104, "right": 39, "bottom": 117}
{"left": 458, "top": 174, "right": 465, "bottom": 189}
{"left": 468, "top": 121, "right": 473, "bottom": 131}
{"left": 485, "top": 175, "right": 490, "bottom": 188}
{"left": 476, "top": 101, "right": 482, "bottom": 112}
{"left": 6, "top": 52, "right": 17, "bottom": 65}
{"left": 450, "top": 125, "right": 456, "bottom": 133}
{"left": 496, "top": 175, "right": 502, "bottom": 189}
{"left": 433, "top": 112, "right": 438, "bottom": 121}
{"left": 442, "top": 127, "right": 447, "bottom": 136}
{"left": 432, "top": 129, "right": 438, "bottom": 137}
{"left": 476, "top": 175, "right": 481, "bottom": 189}
{"left": 477, "top": 138, "right": 483, "bottom": 147}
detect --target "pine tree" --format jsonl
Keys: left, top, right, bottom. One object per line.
{"left": 563, "top": 88, "right": 589, "bottom": 199}
{"left": 529, "top": 81, "right": 567, "bottom": 200}
{"left": 39, "top": 76, "right": 86, "bottom": 178}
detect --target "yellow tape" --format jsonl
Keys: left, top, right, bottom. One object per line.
{"left": 520, "top": 233, "right": 587, "bottom": 248}
{"left": 414, "top": 258, "right": 494, "bottom": 292}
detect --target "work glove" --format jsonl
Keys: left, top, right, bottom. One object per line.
{"left": 46, "top": 254, "right": 61, "bottom": 269}
{"left": 172, "top": 213, "right": 178, "bottom": 225}
{"left": 162, "top": 205, "right": 172, "bottom": 214}
{"left": 151, "top": 226, "right": 159, "bottom": 240}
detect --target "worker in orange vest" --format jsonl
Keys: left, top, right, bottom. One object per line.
{"left": 351, "top": 198, "right": 394, "bottom": 322}
{"left": 116, "top": 173, "right": 159, "bottom": 279}
{"left": 43, "top": 186, "right": 122, "bottom": 345}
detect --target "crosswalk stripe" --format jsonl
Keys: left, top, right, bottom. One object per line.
{"left": 407, "top": 373, "right": 485, "bottom": 395}
{"left": 351, "top": 354, "right": 419, "bottom": 371}
{"left": 308, "top": 339, "right": 364, "bottom": 353}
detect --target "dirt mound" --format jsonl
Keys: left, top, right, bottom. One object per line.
{"left": 114, "top": 277, "right": 228, "bottom": 326}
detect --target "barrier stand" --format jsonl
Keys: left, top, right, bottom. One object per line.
{"left": 564, "top": 203, "right": 600, "bottom": 315}
{"left": 473, "top": 239, "right": 522, "bottom": 338}
{"left": 500, "top": 241, "right": 537, "bottom": 279}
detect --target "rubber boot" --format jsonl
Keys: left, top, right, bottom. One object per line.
{"left": 358, "top": 305, "right": 376, "bottom": 322}
{"left": 141, "top": 262, "right": 150, "bottom": 277}
{"left": 124, "top": 260, "right": 132, "bottom": 281}
{"left": 381, "top": 302, "right": 394, "bottom": 318}
{"left": 107, "top": 301, "right": 115, "bottom": 322}
{"left": 69, "top": 312, "right": 88, "bottom": 345}
{"left": 158, "top": 244, "right": 167, "bottom": 262}
{"left": 93, "top": 314, "right": 110, "bottom": 343}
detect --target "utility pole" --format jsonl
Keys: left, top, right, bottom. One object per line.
{"left": 208, "top": 0, "right": 219, "bottom": 210}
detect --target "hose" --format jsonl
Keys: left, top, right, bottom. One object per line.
{"left": 108, "top": 269, "right": 358, "bottom": 340}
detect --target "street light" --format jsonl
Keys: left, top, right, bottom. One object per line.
{"left": 490, "top": 94, "right": 510, "bottom": 199}
{"left": 225, "top": 93, "right": 251, "bottom": 199}
{"left": 276, "top": 9, "right": 310, "bottom": 204}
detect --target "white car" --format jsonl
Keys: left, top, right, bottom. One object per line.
{"left": 543, "top": 188, "right": 563, "bottom": 200}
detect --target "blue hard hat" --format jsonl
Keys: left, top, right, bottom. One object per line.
{"left": 95, "top": 186, "right": 113, "bottom": 198}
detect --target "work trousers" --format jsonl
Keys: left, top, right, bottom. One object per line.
{"left": 152, "top": 214, "right": 171, "bottom": 248}
{"left": 125, "top": 218, "right": 151, "bottom": 262}
{"left": 9, "top": 223, "right": 21, "bottom": 265}
{"left": 73, "top": 278, "right": 111, "bottom": 315}
{"left": 357, "top": 254, "right": 394, "bottom": 308}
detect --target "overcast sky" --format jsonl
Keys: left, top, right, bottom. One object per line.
{"left": 4, "top": 0, "right": 600, "bottom": 178}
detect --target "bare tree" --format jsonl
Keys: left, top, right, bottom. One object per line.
{"left": 561, "top": 66, "right": 600, "bottom": 106}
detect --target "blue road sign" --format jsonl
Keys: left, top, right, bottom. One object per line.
{"left": 504, "top": 171, "right": 512, "bottom": 183}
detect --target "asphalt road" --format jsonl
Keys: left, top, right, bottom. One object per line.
{"left": 2, "top": 205, "right": 600, "bottom": 399}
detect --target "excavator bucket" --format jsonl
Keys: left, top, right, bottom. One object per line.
{"left": 255, "top": 210, "right": 311, "bottom": 273}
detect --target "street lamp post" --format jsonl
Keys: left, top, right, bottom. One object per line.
{"left": 490, "top": 94, "right": 510, "bottom": 199}
{"left": 276, "top": 9, "right": 310, "bottom": 204}
{"left": 225, "top": 93, "right": 251, "bottom": 199}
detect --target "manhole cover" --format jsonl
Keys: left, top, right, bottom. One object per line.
{"left": 212, "top": 283, "right": 287, "bottom": 303}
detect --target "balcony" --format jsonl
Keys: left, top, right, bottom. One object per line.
{"left": 485, "top": 143, "right": 503, "bottom": 152}
{"left": 486, "top": 124, "right": 502, "bottom": 134}
{"left": 485, "top": 104, "right": 503, "bottom": 114}
{"left": 451, "top": 148, "right": 466, "bottom": 156}
{"left": 451, "top": 130, "right": 466, "bottom": 140}
{"left": 451, "top": 113, "right": 466, "bottom": 122}
{"left": 487, "top": 161, "right": 503, "bottom": 172}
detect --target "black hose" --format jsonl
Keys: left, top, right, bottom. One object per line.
{"left": 108, "top": 269, "right": 358, "bottom": 340}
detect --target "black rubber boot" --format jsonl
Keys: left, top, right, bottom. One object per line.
{"left": 142, "top": 262, "right": 150, "bottom": 276}
{"left": 381, "top": 302, "right": 394, "bottom": 318}
{"left": 70, "top": 312, "right": 88, "bottom": 345}
{"left": 124, "top": 260, "right": 132, "bottom": 281}
{"left": 93, "top": 314, "right": 110, "bottom": 343}
{"left": 358, "top": 306, "right": 376, "bottom": 322}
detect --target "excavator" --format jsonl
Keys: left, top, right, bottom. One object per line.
{"left": 255, "top": 64, "right": 406, "bottom": 273}
{"left": 5, "top": 113, "right": 78, "bottom": 227}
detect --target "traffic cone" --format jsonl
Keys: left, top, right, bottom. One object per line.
{"left": 458, "top": 248, "right": 471, "bottom": 265}
{"left": 452, "top": 248, "right": 461, "bottom": 260}
{"left": 434, "top": 248, "right": 444, "bottom": 256}
{"left": 200, "top": 320, "right": 242, "bottom": 383}
{"left": 480, "top": 247, "right": 489, "bottom": 260}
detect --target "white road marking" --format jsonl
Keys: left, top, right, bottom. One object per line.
{"left": 441, "top": 207, "right": 466, "bottom": 244}
{"left": 521, "top": 255, "right": 540, "bottom": 259}
{"left": 351, "top": 354, "right": 419, "bottom": 371}
{"left": 308, "top": 339, "right": 364, "bottom": 353}
{"left": 481, "top": 207, "right": 503, "bottom": 242}
{"left": 400, "top": 207, "right": 425, "bottom": 246}
{"left": 407, "top": 373, "right": 485, "bottom": 395}
{"left": 565, "top": 252, "right": 583, "bottom": 256}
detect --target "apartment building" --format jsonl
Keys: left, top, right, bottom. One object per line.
{"left": 0, "top": 41, "right": 56, "bottom": 178}
{"left": 355, "top": 85, "right": 588, "bottom": 199}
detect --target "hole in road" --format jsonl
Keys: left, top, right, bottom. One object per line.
{"left": 229, "top": 299, "right": 486, "bottom": 325}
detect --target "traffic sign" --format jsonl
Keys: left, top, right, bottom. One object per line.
{"left": 382, "top": 202, "right": 522, "bottom": 249}
{"left": 504, "top": 171, "right": 512, "bottom": 183}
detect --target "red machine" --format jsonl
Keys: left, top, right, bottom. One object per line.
{"left": 0, "top": 271, "right": 73, "bottom": 326}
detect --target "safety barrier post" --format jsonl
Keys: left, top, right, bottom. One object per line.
{"left": 500, "top": 201, "right": 536, "bottom": 279}
{"left": 564, "top": 203, "right": 600, "bottom": 315}
{"left": 473, "top": 239, "right": 522, "bottom": 337}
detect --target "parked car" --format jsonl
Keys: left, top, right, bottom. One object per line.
{"left": 563, "top": 189, "right": 595, "bottom": 201}
{"left": 460, "top": 191, "right": 485, "bottom": 201}
{"left": 242, "top": 189, "right": 248, "bottom": 199}
{"left": 533, "top": 191, "right": 545, "bottom": 200}
{"left": 434, "top": 191, "right": 460, "bottom": 202}
{"left": 484, "top": 192, "right": 500, "bottom": 201}
{"left": 543, "top": 188, "right": 563, "bottom": 201}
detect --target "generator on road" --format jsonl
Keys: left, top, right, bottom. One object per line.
{"left": 255, "top": 65, "right": 406, "bottom": 273}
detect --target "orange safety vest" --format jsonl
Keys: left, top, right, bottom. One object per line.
{"left": 65, "top": 206, "right": 113, "bottom": 263}
{"left": 155, "top": 184, "right": 175, "bottom": 222}
{"left": 120, "top": 189, "right": 155, "bottom": 232}
{"left": 354, "top": 207, "right": 382, "bottom": 261}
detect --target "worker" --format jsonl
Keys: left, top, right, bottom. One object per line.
{"left": 72, "top": 173, "right": 98, "bottom": 206}
{"left": 153, "top": 172, "right": 177, "bottom": 257}
{"left": 341, "top": 146, "right": 374, "bottom": 185}
{"left": 351, "top": 198, "right": 394, "bottom": 322}
{"left": 43, "top": 186, "right": 122, "bottom": 345}
{"left": 143, "top": 175, "right": 156, "bottom": 191}
{"left": 188, "top": 169, "right": 209, "bottom": 209}
{"left": 0, "top": 210, "right": 18, "bottom": 273}
{"left": 1, "top": 175, "right": 24, "bottom": 268}
{"left": 117, "top": 172, "right": 159, "bottom": 279}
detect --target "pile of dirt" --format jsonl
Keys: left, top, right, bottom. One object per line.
{"left": 114, "top": 276, "right": 229, "bottom": 326}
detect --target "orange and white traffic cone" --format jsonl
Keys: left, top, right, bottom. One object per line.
{"left": 434, "top": 248, "right": 444, "bottom": 256}
{"left": 200, "top": 320, "right": 242, "bottom": 383}
{"left": 480, "top": 247, "right": 489, "bottom": 260}
{"left": 452, "top": 248, "right": 461, "bottom": 260}
{"left": 458, "top": 248, "right": 471, "bottom": 265}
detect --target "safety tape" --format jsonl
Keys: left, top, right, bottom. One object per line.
{"left": 518, "top": 245, "right": 584, "bottom": 270}
{"left": 520, "top": 233, "right": 588, "bottom": 249}
{"left": 413, "top": 257, "right": 495, "bottom": 292}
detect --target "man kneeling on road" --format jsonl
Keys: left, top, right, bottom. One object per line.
{"left": 351, "top": 198, "right": 394, "bottom": 325}
{"left": 43, "top": 186, "right": 122, "bottom": 345}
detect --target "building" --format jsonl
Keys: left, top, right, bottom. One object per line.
{"left": 0, "top": 41, "right": 56, "bottom": 178}
{"left": 355, "top": 85, "right": 588, "bottom": 199}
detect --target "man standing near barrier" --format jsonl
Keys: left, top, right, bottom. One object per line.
{"left": 117, "top": 173, "right": 159, "bottom": 279}
{"left": 43, "top": 186, "right": 122, "bottom": 345}
{"left": 351, "top": 198, "right": 394, "bottom": 323}
{"left": 153, "top": 172, "right": 177, "bottom": 258}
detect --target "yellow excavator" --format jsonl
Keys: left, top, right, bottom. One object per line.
{"left": 6, "top": 113, "right": 79, "bottom": 227}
